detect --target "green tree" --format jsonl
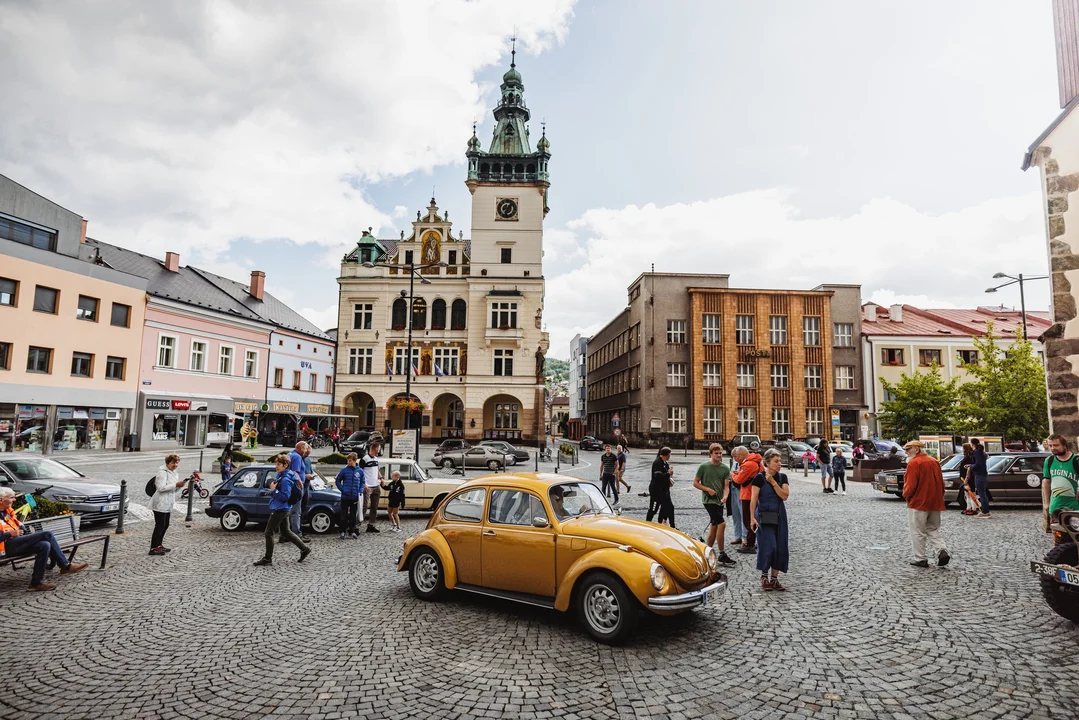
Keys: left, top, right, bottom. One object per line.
{"left": 878, "top": 365, "right": 960, "bottom": 442}
{"left": 959, "top": 324, "right": 1048, "bottom": 442}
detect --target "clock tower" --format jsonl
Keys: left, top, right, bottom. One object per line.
{"left": 465, "top": 49, "right": 551, "bottom": 277}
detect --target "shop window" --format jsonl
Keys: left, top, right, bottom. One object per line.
{"left": 111, "top": 303, "right": 131, "bottom": 328}
{"left": 26, "top": 346, "right": 52, "bottom": 374}
{"left": 71, "top": 352, "right": 93, "bottom": 378}
{"left": 33, "top": 286, "right": 58, "bottom": 314}
{"left": 76, "top": 295, "right": 99, "bottom": 322}
{"left": 105, "top": 356, "right": 125, "bottom": 381}
{"left": 152, "top": 414, "right": 180, "bottom": 442}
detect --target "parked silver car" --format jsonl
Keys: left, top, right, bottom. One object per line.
{"left": 0, "top": 454, "right": 130, "bottom": 524}
{"left": 432, "top": 445, "right": 511, "bottom": 471}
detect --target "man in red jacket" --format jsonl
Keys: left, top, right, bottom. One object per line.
{"left": 730, "top": 446, "right": 762, "bottom": 553}
{"left": 902, "top": 440, "right": 951, "bottom": 568}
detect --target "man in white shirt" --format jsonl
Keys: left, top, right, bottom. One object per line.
{"left": 360, "top": 440, "right": 383, "bottom": 533}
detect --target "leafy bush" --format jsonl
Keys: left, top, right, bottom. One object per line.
{"left": 319, "top": 452, "right": 348, "bottom": 465}
{"left": 559, "top": 443, "right": 575, "bottom": 456}
{"left": 29, "top": 496, "right": 71, "bottom": 520}
{"left": 231, "top": 450, "right": 254, "bottom": 462}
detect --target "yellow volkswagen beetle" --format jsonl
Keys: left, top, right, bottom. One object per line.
{"left": 396, "top": 472, "right": 727, "bottom": 644}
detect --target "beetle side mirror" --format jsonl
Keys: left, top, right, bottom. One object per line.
{"left": 532, "top": 516, "right": 549, "bottom": 528}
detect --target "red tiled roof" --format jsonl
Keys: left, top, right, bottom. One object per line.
{"left": 862, "top": 304, "right": 1052, "bottom": 338}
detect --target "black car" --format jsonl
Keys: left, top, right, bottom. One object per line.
{"left": 872, "top": 452, "right": 1049, "bottom": 506}
{"left": 339, "top": 431, "right": 372, "bottom": 454}
{"left": 436, "top": 438, "right": 470, "bottom": 453}
{"left": 478, "top": 440, "right": 530, "bottom": 464}
{"left": 579, "top": 436, "right": 604, "bottom": 451}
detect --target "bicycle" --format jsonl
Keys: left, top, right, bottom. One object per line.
{"left": 180, "top": 471, "right": 210, "bottom": 500}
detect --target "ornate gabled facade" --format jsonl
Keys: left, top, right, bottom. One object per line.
{"left": 334, "top": 57, "right": 550, "bottom": 444}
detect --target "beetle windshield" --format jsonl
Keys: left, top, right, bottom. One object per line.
{"left": 549, "top": 482, "right": 612, "bottom": 519}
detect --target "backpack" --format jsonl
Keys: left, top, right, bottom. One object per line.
{"left": 287, "top": 473, "right": 303, "bottom": 505}
{"left": 145, "top": 476, "right": 157, "bottom": 497}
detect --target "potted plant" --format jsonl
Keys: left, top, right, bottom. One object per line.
{"left": 21, "top": 496, "right": 80, "bottom": 541}
{"left": 393, "top": 324, "right": 406, "bottom": 331}
{"left": 451, "top": 324, "right": 465, "bottom": 331}
{"left": 499, "top": 324, "right": 511, "bottom": 331}
{"left": 432, "top": 324, "right": 446, "bottom": 330}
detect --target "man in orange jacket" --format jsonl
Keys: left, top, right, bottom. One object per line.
{"left": 730, "top": 446, "right": 762, "bottom": 553}
{"left": 901, "top": 440, "right": 951, "bottom": 568}
{"left": 0, "top": 488, "right": 88, "bottom": 590}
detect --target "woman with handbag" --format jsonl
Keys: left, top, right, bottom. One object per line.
{"left": 957, "top": 443, "right": 977, "bottom": 515}
{"left": 750, "top": 448, "right": 791, "bottom": 591}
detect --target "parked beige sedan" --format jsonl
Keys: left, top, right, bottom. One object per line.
{"left": 374, "top": 457, "right": 464, "bottom": 511}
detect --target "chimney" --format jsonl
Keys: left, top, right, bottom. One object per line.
{"left": 249, "top": 270, "right": 266, "bottom": 301}
{"left": 80, "top": 219, "right": 88, "bottom": 244}
{"left": 164, "top": 252, "right": 180, "bottom": 272}
{"left": 1055, "top": 1, "right": 1079, "bottom": 107}
{"left": 890, "top": 304, "right": 904, "bottom": 323}
{"left": 864, "top": 304, "right": 877, "bottom": 322}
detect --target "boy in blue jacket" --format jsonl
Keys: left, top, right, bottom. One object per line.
{"left": 831, "top": 449, "right": 847, "bottom": 496}
{"left": 335, "top": 453, "right": 363, "bottom": 539}
{"left": 254, "top": 455, "right": 310, "bottom": 566}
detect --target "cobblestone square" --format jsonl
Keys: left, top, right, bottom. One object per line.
{"left": 0, "top": 449, "right": 1076, "bottom": 719}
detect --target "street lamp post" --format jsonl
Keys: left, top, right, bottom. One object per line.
{"left": 985, "top": 272, "right": 1049, "bottom": 340}
{"left": 363, "top": 259, "right": 447, "bottom": 432}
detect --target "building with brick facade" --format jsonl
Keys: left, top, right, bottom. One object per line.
{"left": 333, "top": 57, "right": 550, "bottom": 444}
{"left": 585, "top": 273, "right": 864, "bottom": 445}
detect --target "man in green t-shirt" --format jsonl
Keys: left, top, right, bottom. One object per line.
{"left": 1044, "top": 434, "right": 1079, "bottom": 533}
{"left": 692, "top": 443, "right": 737, "bottom": 567}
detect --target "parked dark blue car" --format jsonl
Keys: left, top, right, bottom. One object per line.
{"left": 205, "top": 464, "right": 341, "bottom": 534}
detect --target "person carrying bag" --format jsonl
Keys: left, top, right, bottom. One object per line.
{"left": 750, "top": 448, "right": 791, "bottom": 591}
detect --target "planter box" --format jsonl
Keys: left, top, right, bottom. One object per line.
{"left": 317, "top": 464, "right": 346, "bottom": 479}
{"left": 25, "top": 514, "right": 81, "bottom": 542}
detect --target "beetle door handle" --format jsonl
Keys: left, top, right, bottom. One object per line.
{"left": 482, "top": 530, "right": 496, "bottom": 536}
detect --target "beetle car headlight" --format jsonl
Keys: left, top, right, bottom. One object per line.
{"left": 650, "top": 562, "right": 668, "bottom": 591}
{"left": 705, "top": 545, "right": 718, "bottom": 571}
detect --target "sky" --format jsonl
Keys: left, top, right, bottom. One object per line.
{"left": 0, "top": 0, "right": 1061, "bottom": 359}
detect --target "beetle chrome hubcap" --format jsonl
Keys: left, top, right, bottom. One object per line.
{"left": 584, "top": 586, "right": 620, "bottom": 633}
{"left": 415, "top": 555, "right": 439, "bottom": 593}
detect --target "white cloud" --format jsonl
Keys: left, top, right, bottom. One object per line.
{"left": 0, "top": 0, "right": 575, "bottom": 266}
{"left": 297, "top": 304, "right": 340, "bottom": 335}
{"left": 544, "top": 190, "right": 1048, "bottom": 358}
{"left": 392, "top": 205, "right": 410, "bottom": 219}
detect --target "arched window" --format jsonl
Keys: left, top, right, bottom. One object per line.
{"left": 451, "top": 299, "right": 467, "bottom": 330}
{"left": 412, "top": 297, "right": 427, "bottom": 330}
{"left": 391, "top": 298, "right": 406, "bottom": 329}
{"left": 515, "top": 163, "right": 524, "bottom": 176}
{"left": 526, "top": 163, "right": 536, "bottom": 174}
{"left": 480, "top": 163, "right": 489, "bottom": 177}
{"left": 432, "top": 299, "right": 447, "bottom": 329}
{"left": 492, "top": 163, "right": 501, "bottom": 176}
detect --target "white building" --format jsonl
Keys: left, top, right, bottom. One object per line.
{"left": 567, "top": 334, "right": 587, "bottom": 440}
{"left": 333, "top": 56, "right": 550, "bottom": 444}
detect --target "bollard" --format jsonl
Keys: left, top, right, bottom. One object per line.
{"left": 803, "top": 457, "right": 808, "bottom": 477}
{"left": 199, "top": 450, "right": 204, "bottom": 472}
{"left": 185, "top": 474, "right": 195, "bottom": 522}
{"left": 115, "top": 479, "right": 127, "bottom": 534}
{"left": 555, "top": 450, "right": 560, "bottom": 474}
{"left": 535, "top": 450, "right": 539, "bottom": 472}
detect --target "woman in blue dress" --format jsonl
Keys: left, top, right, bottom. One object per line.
{"left": 750, "top": 448, "right": 791, "bottom": 591}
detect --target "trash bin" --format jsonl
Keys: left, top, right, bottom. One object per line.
{"left": 125, "top": 433, "right": 139, "bottom": 452}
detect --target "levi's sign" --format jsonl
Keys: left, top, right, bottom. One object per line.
{"left": 173, "top": 400, "right": 191, "bottom": 411}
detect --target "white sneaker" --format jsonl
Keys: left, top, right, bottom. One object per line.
{"left": 842, "top": 491, "right": 847, "bottom": 495}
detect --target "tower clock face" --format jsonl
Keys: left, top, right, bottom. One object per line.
{"left": 496, "top": 198, "right": 519, "bottom": 220}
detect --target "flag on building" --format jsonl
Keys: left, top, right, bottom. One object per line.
{"left": 411, "top": 362, "right": 419, "bottom": 379}
{"left": 386, "top": 362, "right": 393, "bottom": 377}
{"left": 434, "top": 363, "right": 444, "bottom": 377}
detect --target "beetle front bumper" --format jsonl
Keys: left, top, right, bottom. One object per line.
{"left": 648, "top": 577, "right": 728, "bottom": 611}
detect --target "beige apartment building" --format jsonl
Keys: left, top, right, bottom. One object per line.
{"left": 861, "top": 303, "right": 1050, "bottom": 436}
{"left": 333, "top": 59, "right": 551, "bottom": 444}
{"left": 0, "top": 174, "right": 147, "bottom": 453}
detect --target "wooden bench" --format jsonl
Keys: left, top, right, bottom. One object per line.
{"left": 0, "top": 515, "right": 110, "bottom": 572}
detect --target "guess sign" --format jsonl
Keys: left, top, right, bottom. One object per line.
{"left": 146, "top": 399, "right": 170, "bottom": 410}
{"left": 172, "top": 400, "right": 191, "bottom": 411}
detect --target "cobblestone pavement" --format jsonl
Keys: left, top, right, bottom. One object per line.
{"left": 0, "top": 448, "right": 1077, "bottom": 719}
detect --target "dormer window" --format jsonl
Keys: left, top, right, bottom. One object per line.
{"left": 405, "top": 250, "right": 414, "bottom": 265}
{"left": 360, "top": 248, "right": 372, "bottom": 264}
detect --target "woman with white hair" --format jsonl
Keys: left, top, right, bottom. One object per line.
{"left": 0, "top": 487, "right": 88, "bottom": 590}
{"left": 750, "top": 448, "right": 791, "bottom": 591}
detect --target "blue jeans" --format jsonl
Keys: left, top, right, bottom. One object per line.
{"left": 820, "top": 463, "right": 833, "bottom": 479}
{"left": 290, "top": 500, "right": 303, "bottom": 535}
{"left": 975, "top": 475, "right": 990, "bottom": 514}
{"left": 5, "top": 531, "right": 69, "bottom": 585}
{"left": 728, "top": 481, "right": 743, "bottom": 540}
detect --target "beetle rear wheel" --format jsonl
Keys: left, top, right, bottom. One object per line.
{"left": 576, "top": 571, "right": 638, "bottom": 645}
{"left": 409, "top": 548, "right": 445, "bottom": 600}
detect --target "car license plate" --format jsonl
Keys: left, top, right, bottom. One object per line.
{"left": 1031, "top": 561, "right": 1079, "bottom": 586}
{"left": 702, "top": 586, "right": 721, "bottom": 605}
{"left": 101, "top": 503, "right": 119, "bottom": 512}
